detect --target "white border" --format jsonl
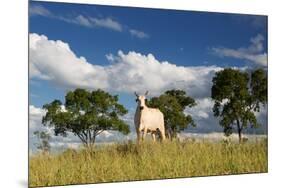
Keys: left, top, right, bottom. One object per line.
{"left": 1, "top": 0, "right": 280, "bottom": 188}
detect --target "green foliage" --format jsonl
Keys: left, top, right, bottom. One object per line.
{"left": 147, "top": 90, "right": 196, "bottom": 139}
{"left": 250, "top": 69, "right": 268, "bottom": 110}
{"left": 42, "top": 89, "right": 130, "bottom": 146}
{"left": 33, "top": 131, "right": 51, "bottom": 153}
{"left": 29, "top": 140, "right": 267, "bottom": 187}
{"left": 211, "top": 68, "right": 267, "bottom": 141}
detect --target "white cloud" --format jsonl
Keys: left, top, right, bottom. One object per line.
{"left": 71, "top": 15, "right": 93, "bottom": 28}
{"left": 30, "top": 4, "right": 122, "bottom": 32}
{"left": 184, "top": 98, "right": 221, "bottom": 133}
{"left": 185, "top": 98, "right": 214, "bottom": 119}
{"left": 29, "top": 105, "right": 51, "bottom": 152}
{"left": 104, "top": 50, "right": 223, "bottom": 97}
{"left": 89, "top": 17, "right": 123, "bottom": 32}
{"left": 29, "top": 33, "right": 109, "bottom": 89}
{"left": 29, "top": 5, "right": 154, "bottom": 36}
{"left": 61, "top": 15, "right": 123, "bottom": 31}
{"left": 29, "top": 5, "right": 52, "bottom": 17}
{"left": 129, "top": 29, "right": 149, "bottom": 39}
{"left": 212, "top": 34, "right": 267, "bottom": 67}
{"left": 29, "top": 105, "right": 46, "bottom": 129}
{"left": 30, "top": 33, "right": 222, "bottom": 98}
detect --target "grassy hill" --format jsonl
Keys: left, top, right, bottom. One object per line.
{"left": 29, "top": 139, "right": 267, "bottom": 187}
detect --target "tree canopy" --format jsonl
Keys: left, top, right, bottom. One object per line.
{"left": 147, "top": 90, "right": 196, "bottom": 139}
{"left": 42, "top": 89, "right": 130, "bottom": 146}
{"left": 211, "top": 68, "right": 267, "bottom": 142}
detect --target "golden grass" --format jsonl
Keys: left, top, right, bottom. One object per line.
{"left": 29, "top": 139, "right": 267, "bottom": 187}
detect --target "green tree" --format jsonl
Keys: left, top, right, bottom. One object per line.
{"left": 211, "top": 68, "right": 267, "bottom": 142}
{"left": 147, "top": 90, "right": 196, "bottom": 139}
{"left": 42, "top": 89, "right": 130, "bottom": 147}
{"left": 33, "top": 130, "right": 51, "bottom": 153}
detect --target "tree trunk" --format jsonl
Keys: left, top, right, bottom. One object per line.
{"left": 85, "top": 134, "right": 96, "bottom": 149}
{"left": 84, "top": 142, "right": 94, "bottom": 149}
{"left": 80, "top": 135, "right": 95, "bottom": 149}
{"left": 91, "top": 135, "right": 96, "bottom": 146}
{"left": 238, "top": 128, "right": 242, "bottom": 143}
{"left": 236, "top": 119, "right": 242, "bottom": 143}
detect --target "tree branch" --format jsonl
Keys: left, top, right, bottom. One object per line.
{"left": 88, "top": 130, "right": 92, "bottom": 143}
{"left": 82, "top": 131, "right": 88, "bottom": 143}
{"left": 77, "top": 133, "right": 87, "bottom": 144}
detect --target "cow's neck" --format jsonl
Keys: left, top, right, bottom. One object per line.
{"left": 137, "top": 104, "right": 147, "bottom": 110}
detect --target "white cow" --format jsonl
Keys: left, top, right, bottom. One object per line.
{"left": 134, "top": 91, "right": 166, "bottom": 142}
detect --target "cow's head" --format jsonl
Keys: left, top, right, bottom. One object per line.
{"left": 134, "top": 91, "right": 148, "bottom": 110}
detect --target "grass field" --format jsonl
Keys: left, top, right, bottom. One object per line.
{"left": 29, "top": 139, "right": 267, "bottom": 187}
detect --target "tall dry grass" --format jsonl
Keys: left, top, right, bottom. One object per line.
{"left": 29, "top": 139, "right": 267, "bottom": 187}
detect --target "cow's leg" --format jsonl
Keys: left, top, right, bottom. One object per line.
{"left": 136, "top": 130, "right": 141, "bottom": 143}
{"left": 151, "top": 132, "right": 156, "bottom": 142}
{"left": 160, "top": 129, "right": 166, "bottom": 141}
{"left": 142, "top": 128, "right": 147, "bottom": 141}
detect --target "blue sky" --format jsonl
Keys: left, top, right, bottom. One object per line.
{"left": 29, "top": 1, "right": 268, "bottom": 150}
{"left": 29, "top": 1, "right": 267, "bottom": 108}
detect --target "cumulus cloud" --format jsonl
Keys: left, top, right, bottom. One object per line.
{"left": 30, "top": 33, "right": 222, "bottom": 97}
{"left": 184, "top": 98, "right": 221, "bottom": 133}
{"left": 185, "top": 98, "right": 213, "bottom": 119}
{"left": 29, "top": 105, "right": 46, "bottom": 129}
{"left": 29, "top": 33, "right": 109, "bottom": 89}
{"left": 129, "top": 29, "right": 149, "bottom": 39}
{"left": 212, "top": 34, "right": 267, "bottom": 67}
